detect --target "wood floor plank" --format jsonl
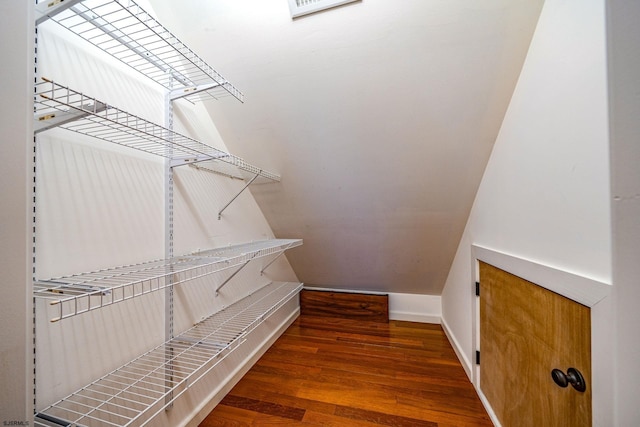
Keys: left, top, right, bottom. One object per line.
{"left": 199, "top": 315, "right": 491, "bottom": 426}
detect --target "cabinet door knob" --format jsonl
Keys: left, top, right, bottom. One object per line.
{"left": 551, "top": 367, "right": 587, "bottom": 392}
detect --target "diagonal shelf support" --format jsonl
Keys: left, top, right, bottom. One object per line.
{"left": 215, "top": 261, "right": 250, "bottom": 297}
{"left": 216, "top": 251, "right": 261, "bottom": 296}
{"left": 260, "top": 243, "right": 297, "bottom": 275}
{"left": 218, "top": 172, "right": 260, "bottom": 220}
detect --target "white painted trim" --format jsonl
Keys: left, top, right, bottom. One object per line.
{"left": 470, "top": 244, "right": 613, "bottom": 425}
{"left": 476, "top": 387, "right": 503, "bottom": 427}
{"left": 303, "top": 286, "right": 441, "bottom": 324}
{"left": 388, "top": 293, "right": 441, "bottom": 324}
{"left": 472, "top": 244, "right": 611, "bottom": 307}
{"left": 389, "top": 311, "right": 440, "bottom": 324}
{"left": 441, "top": 317, "right": 472, "bottom": 380}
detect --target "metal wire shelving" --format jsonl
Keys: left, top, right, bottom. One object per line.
{"left": 34, "top": 239, "right": 302, "bottom": 322}
{"left": 36, "top": 0, "right": 243, "bottom": 103}
{"left": 34, "top": 79, "right": 278, "bottom": 179}
{"left": 32, "top": 2, "right": 299, "bottom": 425}
{"left": 34, "top": 281, "right": 302, "bottom": 427}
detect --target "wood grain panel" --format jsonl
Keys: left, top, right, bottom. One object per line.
{"left": 480, "top": 262, "right": 591, "bottom": 427}
{"left": 300, "top": 289, "right": 389, "bottom": 322}
{"left": 200, "top": 315, "right": 491, "bottom": 426}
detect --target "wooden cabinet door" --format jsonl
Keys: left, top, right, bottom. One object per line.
{"left": 479, "top": 262, "right": 591, "bottom": 427}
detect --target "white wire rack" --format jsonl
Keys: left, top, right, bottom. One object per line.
{"left": 34, "top": 79, "right": 279, "bottom": 180}
{"left": 34, "top": 281, "right": 302, "bottom": 427}
{"left": 36, "top": 0, "right": 243, "bottom": 103}
{"left": 34, "top": 239, "right": 302, "bottom": 322}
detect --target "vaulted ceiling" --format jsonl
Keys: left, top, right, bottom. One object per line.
{"left": 149, "top": 0, "right": 544, "bottom": 295}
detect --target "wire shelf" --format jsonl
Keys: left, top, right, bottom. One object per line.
{"left": 34, "top": 281, "right": 302, "bottom": 427}
{"left": 34, "top": 79, "right": 279, "bottom": 181}
{"left": 36, "top": 0, "right": 243, "bottom": 103}
{"left": 34, "top": 239, "right": 302, "bottom": 322}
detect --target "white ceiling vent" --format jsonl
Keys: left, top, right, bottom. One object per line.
{"left": 288, "top": 0, "right": 359, "bottom": 18}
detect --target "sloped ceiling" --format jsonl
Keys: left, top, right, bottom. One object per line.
{"left": 149, "top": 0, "right": 544, "bottom": 295}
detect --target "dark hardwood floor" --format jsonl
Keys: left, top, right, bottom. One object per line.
{"left": 199, "top": 315, "right": 492, "bottom": 426}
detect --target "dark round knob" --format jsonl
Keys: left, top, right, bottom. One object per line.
{"left": 551, "top": 368, "right": 569, "bottom": 387}
{"left": 566, "top": 367, "right": 587, "bottom": 392}
{"left": 551, "top": 367, "right": 587, "bottom": 392}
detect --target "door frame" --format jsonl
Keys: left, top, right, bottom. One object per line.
{"left": 470, "top": 244, "right": 611, "bottom": 426}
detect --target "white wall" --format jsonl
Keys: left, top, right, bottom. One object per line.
{"left": 606, "top": 0, "right": 640, "bottom": 425}
{"left": 148, "top": 0, "right": 544, "bottom": 296}
{"left": 0, "top": 2, "right": 34, "bottom": 423}
{"left": 441, "top": 0, "right": 613, "bottom": 422}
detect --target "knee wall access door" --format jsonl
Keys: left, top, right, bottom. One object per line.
{"left": 479, "top": 261, "right": 591, "bottom": 427}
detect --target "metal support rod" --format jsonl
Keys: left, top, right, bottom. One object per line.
{"left": 215, "top": 260, "right": 251, "bottom": 296}
{"left": 260, "top": 250, "right": 287, "bottom": 275}
{"left": 218, "top": 172, "right": 260, "bottom": 220}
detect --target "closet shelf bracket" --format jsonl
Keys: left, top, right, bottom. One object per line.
{"left": 169, "top": 83, "right": 227, "bottom": 102}
{"left": 34, "top": 98, "right": 107, "bottom": 134}
{"left": 218, "top": 172, "right": 260, "bottom": 220}
{"left": 35, "top": 0, "right": 84, "bottom": 26}
{"left": 169, "top": 153, "right": 229, "bottom": 168}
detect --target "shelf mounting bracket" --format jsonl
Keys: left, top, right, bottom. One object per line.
{"left": 35, "top": 0, "right": 84, "bottom": 26}
{"left": 169, "top": 83, "right": 226, "bottom": 102}
{"left": 218, "top": 172, "right": 260, "bottom": 220}
{"left": 34, "top": 99, "right": 107, "bottom": 134}
{"left": 169, "top": 153, "right": 229, "bottom": 168}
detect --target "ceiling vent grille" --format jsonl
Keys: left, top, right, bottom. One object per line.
{"left": 288, "top": 0, "right": 359, "bottom": 18}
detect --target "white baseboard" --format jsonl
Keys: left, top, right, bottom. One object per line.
{"left": 389, "top": 310, "right": 441, "bottom": 323}
{"left": 441, "top": 316, "right": 472, "bottom": 380}
{"left": 389, "top": 293, "right": 441, "bottom": 324}
{"left": 476, "top": 386, "right": 502, "bottom": 427}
